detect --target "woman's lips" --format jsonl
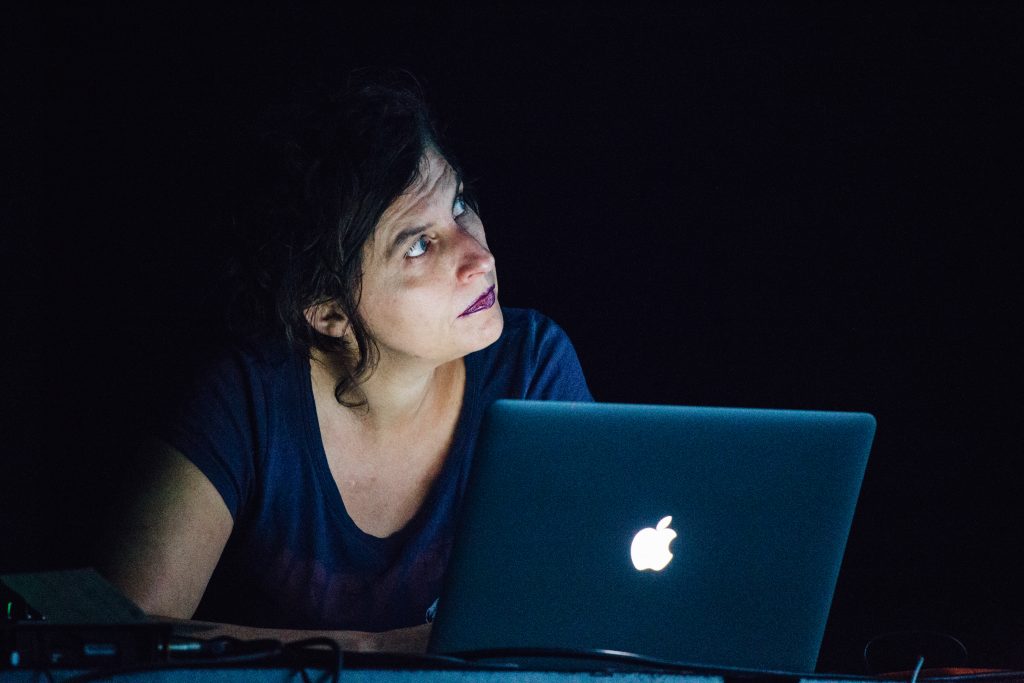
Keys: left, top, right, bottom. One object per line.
{"left": 459, "top": 285, "right": 497, "bottom": 317}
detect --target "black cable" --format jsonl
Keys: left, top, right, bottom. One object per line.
{"left": 49, "top": 636, "right": 507, "bottom": 682}
{"left": 31, "top": 628, "right": 1024, "bottom": 683}
{"left": 910, "top": 657, "right": 926, "bottom": 683}
{"left": 284, "top": 636, "right": 344, "bottom": 683}
{"left": 452, "top": 646, "right": 887, "bottom": 680}
{"left": 864, "top": 631, "right": 970, "bottom": 673}
{"left": 41, "top": 641, "right": 1024, "bottom": 683}
{"left": 61, "top": 636, "right": 286, "bottom": 682}
{"left": 902, "top": 672, "right": 1024, "bottom": 682}
{"left": 340, "top": 649, "right": 519, "bottom": 670}
{"left": 456, "top": 649, "right": 1024, "bottom": 681}
{"left": 173, "top": 636, "right": 285, "bottom": 663}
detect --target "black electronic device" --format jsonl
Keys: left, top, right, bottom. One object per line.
{"left": 1, "top": 568, "right": 171, "bottom": 669}
{"left": 2, "top": 621, "right": 172, "bottom": 669}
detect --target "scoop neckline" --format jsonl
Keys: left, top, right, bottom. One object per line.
{"left": 296, "top": 351, "right": 480, "bottom": 549}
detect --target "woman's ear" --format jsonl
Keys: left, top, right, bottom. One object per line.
{"left": 304, "top": 300, "right": 350, "bottom": 338}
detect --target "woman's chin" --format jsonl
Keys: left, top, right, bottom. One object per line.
{"left": 463, "top": 304, "right": 504, "bottom": 353}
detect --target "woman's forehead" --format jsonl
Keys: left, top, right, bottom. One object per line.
{"left": 379, "top": 150, "right": 457, "bottom": 226}
{"left": 404, "top": 149, "right": 457, "bottom": 205}
{"left": 366, "top": 149, "right": 459, "bottom": 259}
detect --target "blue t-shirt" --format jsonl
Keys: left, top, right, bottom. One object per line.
{"left": 161, "top": 308, "right": 592, "bottom": 631}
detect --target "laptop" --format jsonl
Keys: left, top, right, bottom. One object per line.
{"left": 428, "top": 400, "right": 876, "bottom": 672}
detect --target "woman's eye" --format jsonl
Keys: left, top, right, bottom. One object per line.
{"left": 406, "top": 235, "right": 430, "bottom": 258}
{"left": 453, "top": 194, "right": 468, "bottom": 218}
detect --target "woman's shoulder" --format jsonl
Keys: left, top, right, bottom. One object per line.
{"left": 189, "top": 333, "right": 298, "bottom": 382}
{"left": 164, "top": 333, "right": 302, "bottom": 427}
{"left": 478, "top": 307, "right": 575, "bottom": 366}
{"left": 470, "top": 307, "right": 592, "bottom": 402}
{"left": 157, "top": 333, "right": 309, "bottom": 518}
{"left": 494, "top": 307, "right": 572, "bottom": 346}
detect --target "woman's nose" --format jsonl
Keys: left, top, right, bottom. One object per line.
{"left": 455, "top": 229, "right": 495, "bottom": 283}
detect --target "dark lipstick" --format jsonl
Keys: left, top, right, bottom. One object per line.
{"left": 459, "top": 285, "right": 496, "bottom": 317}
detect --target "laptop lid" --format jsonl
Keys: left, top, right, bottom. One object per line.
{"left": 428, "top": 400, "right": 875, "bottom": 672}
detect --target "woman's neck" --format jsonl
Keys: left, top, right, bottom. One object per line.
{"left": 310, "top": 348, "right": 464, "bottom": 435}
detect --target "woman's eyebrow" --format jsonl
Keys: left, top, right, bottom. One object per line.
{"left": 386, "top": 225, "right": 427, "bottom": 258}
{"left": 383, "top": 170, "right": 464, "bottom": 258}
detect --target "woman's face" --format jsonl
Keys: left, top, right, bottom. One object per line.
{"left": 356, "top": 148, "right": 503, "bottom": 366}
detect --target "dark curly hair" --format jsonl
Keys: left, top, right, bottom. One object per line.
{"left": 227, "top": 71, "right": 468, "bottom": 407}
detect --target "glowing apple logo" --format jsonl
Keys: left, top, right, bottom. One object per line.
{"left": 630, "top": 516, "right": 677, "bottom": 571}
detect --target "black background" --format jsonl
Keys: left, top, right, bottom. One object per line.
{"left": 3, "top": 2, "right": 1022, "bottom": 673}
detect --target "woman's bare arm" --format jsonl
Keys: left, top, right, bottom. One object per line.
{"left": 99, "top": 441, "right": 234, "bottom": 619}
{"left": 98, "top": 441, "right": 431, "bottom": 653}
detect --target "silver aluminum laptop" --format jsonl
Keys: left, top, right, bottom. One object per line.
{"left": 429, "top": 400, "right": 875, "bottom": 672}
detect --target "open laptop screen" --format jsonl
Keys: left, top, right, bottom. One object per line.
{"left": 429, "top": 400, "right": 875, "bottom": 673}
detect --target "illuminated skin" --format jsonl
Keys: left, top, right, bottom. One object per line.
{"left": 104, "top": 148, "right": 500, "bottom": 654}
{"left": 358, "top": 147, "right": 503, "bottom": 368}
{"left": 306, "top": 147, "right": 503, "bottom": 538}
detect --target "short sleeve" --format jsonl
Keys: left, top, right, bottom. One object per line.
{"left": 521, "top": 313, "right": 594, "bottom": 402}
{"left": 158, "top": 350, "right": 266, "bottom": 520}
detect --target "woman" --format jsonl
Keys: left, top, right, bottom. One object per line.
{"left": 100, "top": 75, "right": 592, "bottom": 652}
